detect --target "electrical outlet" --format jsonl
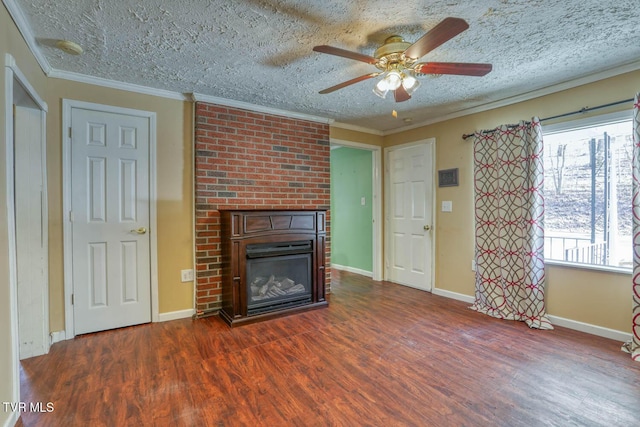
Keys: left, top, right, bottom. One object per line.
{"left": 181, "top": 269, "right": 194, "bottom": 282}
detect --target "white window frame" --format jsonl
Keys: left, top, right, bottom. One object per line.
{"left": 542, "top": 109, "right": 633, "bottom": 274}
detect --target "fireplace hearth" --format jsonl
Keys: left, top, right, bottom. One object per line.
{"left": 219, "top": 210, "right": 327, "bottom": 326}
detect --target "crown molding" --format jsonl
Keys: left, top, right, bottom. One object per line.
{"left": 385, "top": 58, "right": 640, "bottom": 135}
{"left": 191, "top": 92, "right": 333, "bottom": 125}
{"left": 3, "top": 0, "right": 52, "bottom": 75}
{"left": 330, "top": 121, "right": 384, "bottom": 136}
{"left": 49, "top": 69, "right": 188, "bottom": 101}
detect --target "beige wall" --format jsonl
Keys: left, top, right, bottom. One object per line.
{"left": 379, "top": 70, "right": 640, "bottom": 333}
{"left": 44, "top": 81, "right": 194, "bottom": 330}
{"left": 331, "top": 126, "right": 384, "bottom": 146}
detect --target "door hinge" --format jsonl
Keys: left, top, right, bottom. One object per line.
{"left": 69, "top": 211, "right": 74, "bottom": 222}
{"left": 68, "top": 127, "right": 72, "bottom": 138}
{"left": 71, "top": 294, "right": 74, "bottom": 305}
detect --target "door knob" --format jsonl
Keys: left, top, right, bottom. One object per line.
{"left": 424, "top": 225, "right": 432, "bottom": 231}
{"left": 131, "top": 227, "right": 147, "bottom": 235}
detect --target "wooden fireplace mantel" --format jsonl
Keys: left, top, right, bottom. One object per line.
{"left": 219, "top": 210, "right": 328, "bottom": 326}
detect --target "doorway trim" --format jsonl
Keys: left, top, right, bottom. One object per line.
{"left": 383, "top": 138, "right": 436, "bottom": 288}
{"left": 5, "top": 53, "right": 48, "bottom": 424}
{"left": 62, "top": 99, "right": 158, "bottom": 339}
{"left": 330, "top": 138, "right": 383, "bottom": 281}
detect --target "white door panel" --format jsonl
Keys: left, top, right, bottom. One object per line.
{"left": 387, "top": 142, "right": 433, "bottom": 290}
{"left": 71, "top": 107, "right": 151, "bottom": 334}
{"left": 393, "top": 233, "right": 406, "bottom": 269}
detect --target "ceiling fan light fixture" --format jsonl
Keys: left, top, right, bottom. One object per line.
{"left": 402, "top": 75, "right": 420, "bottom": 95}
{"left": 375, "top": 78, "right": 389, "bottom": 91}
{"left": 384, "top": 70, "right": 402, "bottom": 90}
{"left": 314, "top": 17, "right": 492, "bottom": 103}
{"left": 373, "top": 80, "right": 389, "bottom": 98}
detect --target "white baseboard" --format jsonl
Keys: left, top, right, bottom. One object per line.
{"left": 50, "top": 330, "right": 66, "bottom": 344}
{"left": 48, "top": 310, "right": 195, "bottom": 344}
{"left": 547, "top": 315, "right": 631, "bottom": 342}
{"left": 431, "top": 289, "right": 631, "bottom": 342}
{"left": 432, "top": 288, "right": 475, "bottom": 304}
{"left": 331, "top": 264, "right": 373, "bottom": 278}
{"left": 157, "top": 308, "right": 195, "bottom": 322}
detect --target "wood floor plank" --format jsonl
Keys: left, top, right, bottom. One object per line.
{"left": 17, "top": 270, "right": 640, "bottom": 426}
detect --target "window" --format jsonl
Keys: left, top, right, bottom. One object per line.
{"left": 542, "top": 111, "right": 633, "bottom": 271}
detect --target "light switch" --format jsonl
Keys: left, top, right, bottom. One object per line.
{"left": 361, "top": 197, "right": 366, "bottom": 206}
{"left": 181, "top": 269, "right": 194, "bottom": 282}
{"left": 442, "top": 201, "right": 453, "bottom": 212}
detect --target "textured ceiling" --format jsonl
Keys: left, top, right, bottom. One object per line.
{"left": 8, "top": 0, "right": 640, "bottom": 132}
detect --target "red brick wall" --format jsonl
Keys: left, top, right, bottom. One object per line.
{"left": 194, "top": 102, "right": 331, "bottom": 315}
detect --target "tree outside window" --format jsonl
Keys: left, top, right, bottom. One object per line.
{"left": 543, "top": 117, "right": 633, "bottom": 270}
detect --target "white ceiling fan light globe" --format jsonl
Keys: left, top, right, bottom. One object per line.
{"left": 375, "top": 78, "right": 389, "bottom": 91}
{"left": 373, "top": 79, "right": 389, "bottom": 98}
{"left": 402, "top": 75, "right": 420, "bottom": 95}
{"left": 385, "top": 70, "right": 402, "bottom": 90}
{"left": 373, "top": 78, "right": 390, "bottom": 98}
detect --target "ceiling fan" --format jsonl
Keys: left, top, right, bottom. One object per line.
{"left": 313, "top": 17, "right": 492, "bottom": 102}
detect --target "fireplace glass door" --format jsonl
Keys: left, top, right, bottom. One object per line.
{"left": 245, "top": 241, "right": 313, "bottom": 315}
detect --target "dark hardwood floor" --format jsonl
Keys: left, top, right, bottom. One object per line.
{"left": 18, "top": 270, "right": 640, "bottom": 426}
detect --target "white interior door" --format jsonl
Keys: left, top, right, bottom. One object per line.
{"left": 70, "top": 107, "right": 151, "bottom": 335}
{"left": 387, "top": 142, "right": 433, "bottom": 291}
{"left": 14, "top": 105, "right": 48, "bottom": 359}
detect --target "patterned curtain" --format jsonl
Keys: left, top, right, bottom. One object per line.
{"left": 471, "top": 118, "right": 553, "bottom": 329}
{"left": 623, "top": 93, "right": 640, "bottom": 361}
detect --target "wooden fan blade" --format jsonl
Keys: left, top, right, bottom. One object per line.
{"left": 415, "top": 62, "right": 492, "bottom": 76}
{"left": 313, "top": 45, "right": 378, "bottom": 65}
{"left": 404, "top": 17, "right": 469, "bottom": 60}
{"left": 318, "top": 73, "right": 381, "bottom": 94}
{"left": 394, "top": 86, "right": 411, "bottom": 102}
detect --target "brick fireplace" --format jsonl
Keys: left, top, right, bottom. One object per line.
{"left": 194, "top": 102, "right": 331, "bottom": 316}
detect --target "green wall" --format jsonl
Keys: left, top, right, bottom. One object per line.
{"left": 330, "top": 147, "right": 373, "bottom": 273}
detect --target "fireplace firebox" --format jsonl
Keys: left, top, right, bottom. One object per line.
{"left": 246, "top": 241, "right": 313, "bottom": 315}
{"left": 219, "top": 210, "right": 327, "bottom": 326}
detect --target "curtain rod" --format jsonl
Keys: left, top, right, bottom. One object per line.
{"left": 540, "top": 98, "right": 634, "bottom": 122}
{"left": 461, "top": 97, "right": 635, "bottom": 140}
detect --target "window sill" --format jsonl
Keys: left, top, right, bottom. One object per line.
{"left": 545, "top": 259, "right": 632, "bottom": 275}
